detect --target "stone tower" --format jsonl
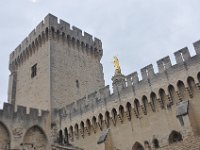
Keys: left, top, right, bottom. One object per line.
{"left": 8, "top": 14, "right": 105, "bottom": 112}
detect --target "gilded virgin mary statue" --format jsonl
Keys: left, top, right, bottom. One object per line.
{"left": 113, "top": 56, "right": 121, "bottom": 74}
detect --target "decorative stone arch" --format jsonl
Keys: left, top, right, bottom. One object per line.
{"left": 41, "top": 31, "right": 46, "bottom": 42}
{"left": 142, "top": 95, "right": 148, "bottom": 114}
{"left": 197, "top": 72, "right": 200, "bottom": 83}
{"left": 159, "top": 88, "right": 167, "bottom": 109}
{"left": 134, "top": 98, "right": 140, "bottom": 115}
{"left": 150, "top": 92, "right": 157, "bottom": 111}
{"left": 92, "top": 116, "right": 97, "bottom": 127}
{"left": 132, "top": 142, "right": 144, "bottom": 150}
{"left": 69, "top": 125, "right": 74, "bottom": 140}
{"left": 187, "top": 76, "right": 197, "bottom": 95}
{"left": 74, "top": 123, "right": 79, "bottom": 137}
{"left": 0, "top": 121, "right": 11, "bottom": 149}
{"left": 58, "top": 129, "right": 63, "bottom": 145}
{"left": 177, "top": 80, "right": 187, "bottom": 100}
{"left": 111, "top": 108, "right": 117, "bottom": 125}
{"left": 168, "top": 84, "right": 178, "bottom": 104}
{"left": 45, "top": 27, "right": 49, "bottom": 40}
{"left": 119, "top": 105, "right": 125, "bottom": 119}
{"left": 38, "top": 34, "right": 42, "bottom": 46}
{"left": 126, "top": 102, "right": 132, "bottom": 120}
{"left": 28, "top": 45, "right": 32, "bottom": 57}
{"left": 64, "top": 127, "right": 69, "bottom": 144}
{"left": 86, "top": 119, "right": 92, "bottom": 134}
{"left": 168, "top": 130, "right": 183, "bottom": 144}
{"left": 152, "top": 138, "right": 159, "bottom": 149}
{"left": 105, "top": 111, "right": 110, "bottom": 127}
{"left": 35, "top": 38, "right": 39, "bottom": 50}
{"left": 80, "top": 121, "right": 85, "bottom": 137}
{"left": 31, "top": 41, "right": 36, "bottom": 54}
{"left": 98, "top": 113, "right": 104, "bottom": 130}
{"left": 23, "top": 125, "right": 48, "bottom": 150}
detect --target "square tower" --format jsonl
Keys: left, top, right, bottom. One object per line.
{"left": 8, "top": 14, "right": 105, "bottom": 111}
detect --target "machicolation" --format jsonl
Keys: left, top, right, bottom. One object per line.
{"left": 9, "top": 13, "right": 103, "bottom": 71}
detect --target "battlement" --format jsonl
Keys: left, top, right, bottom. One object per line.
{"left": 0, "top": 102, "right": 49, "bottom": 122}
{"left": 60, "top": 39, "right": 200, "bottom": 120}
{"left": 9, "top": 13, "right": 103, "bottom": 71}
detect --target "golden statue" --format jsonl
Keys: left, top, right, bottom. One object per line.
{"left": 113, "top": 56, "right": 121, "bottom": 74}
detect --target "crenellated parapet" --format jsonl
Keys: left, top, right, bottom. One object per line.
{"left": 0, "top": 102, "right": 49, "bottom": 124}
{"left": 60, "top": 40, "right": 200, "bottom": 123}
{"left": 0, "top": 102, "right": 50, "bottom": 149}
{"left": 9, "top": 13, "right": 103, "bottom": 72}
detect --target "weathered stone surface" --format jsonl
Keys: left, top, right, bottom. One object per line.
{"left": 2, "top": 13, "right": 200, "bottom": 150}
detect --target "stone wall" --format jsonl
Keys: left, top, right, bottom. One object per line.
{"left": 50, "top": 28, "right": 105, "bottom": 109}
{"left": 8, "top": 13, "right": 105, "bottom": 112}
{"left": 58, "top": 41, "right": 200, "bottom": 150}
{"left": 0, "top": 103, "right": 50, "bottom": 150}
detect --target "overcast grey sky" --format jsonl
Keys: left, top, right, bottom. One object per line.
{"left": 0, "top": 0, "right": 200, "bottom": 107}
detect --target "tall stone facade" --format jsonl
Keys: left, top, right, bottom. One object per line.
{"left": 1, "top": 13, "right": 200, "bottom": 150}
{"left": 8, "top": 13, "right": 105, "bottom": 112}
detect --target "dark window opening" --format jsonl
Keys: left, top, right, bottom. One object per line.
{"left": 76, "top": 80, "right": 79, "bottom": 88}
{"left": 169, "top": 131, "right": 183, "bottom": 144}
{"left": 153, "top": 139, "right": 160, "bottom": 148}
{"left": 31, "top": 64, "right": 37, "bottom": 78}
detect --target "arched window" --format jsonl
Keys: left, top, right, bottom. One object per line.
{"left": 132, "top": 142, "right": 144, "bottom": 150}
{"left": 126, "top": 102, "right": 132, "bottom": 120}
{"left": 150, "top": 92, "right": 157, "bottom": 111}
{"left": 92, "top": 116, "right": 97, "bottom": 127}
{"left": 119, "top": 105, "right": 125, "bottom": 118}
{"left": 0, "top": 122, "right": 10, "bottom": 149}
{"left": 86, "top": 119, "right": 91, "bottom": 134}
{"left": 74, "top": 124, "right": 79, "bottom": 137}
{"left": 197, "top": 72, "right": 200, "bottom": 83}
{"left": 69, "top": 126, "right": 73, "bottom": 140}
{"left": 177, "top": 80, "right": 186, "bottom": 100}
{"left": 59, "top": 130, "right": 63, "bottom": 145}
{"left": 187, "top": 77, "right": 196, "bottom": 94}
{"left": 112, "top": 108, "right": 117, "bottom": 124}
{"left": 159, "top": 89, "right": 166, "bottom": 109}
{"left": 105, "top": 111, "right": 110, "bottom": 127}
{"left": 64, "top": 128, "right": 69, "bottom": 144}
{"left": 142, "top": 96, "right": 148, "bottom": 114}
{"left": 134, "top": 99, "right": 140, "bottom": 115}
{"left": 80, "top": 121, "right": 85, "bottom": 135}
{"left": 168, "top": 85, "right": 176, "bottom": 103}
{"left": 169, "top": 131, "right": 183, "bottom": 144}
{"left": 144, "top": 141, "right": 150, "bottom": 149}
{"left": 152, "top": 139, "right": 159, "bottom": 148}
{"left": 98, "top": 113, "right": 103, "bottom": 129}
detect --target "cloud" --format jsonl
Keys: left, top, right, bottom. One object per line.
{"left": 0, "top": 0, "right": 200, "bottom": 107}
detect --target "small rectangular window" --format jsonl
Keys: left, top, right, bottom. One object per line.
{"left": 31, "top": 64, "right": 37, "bottom": 78}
